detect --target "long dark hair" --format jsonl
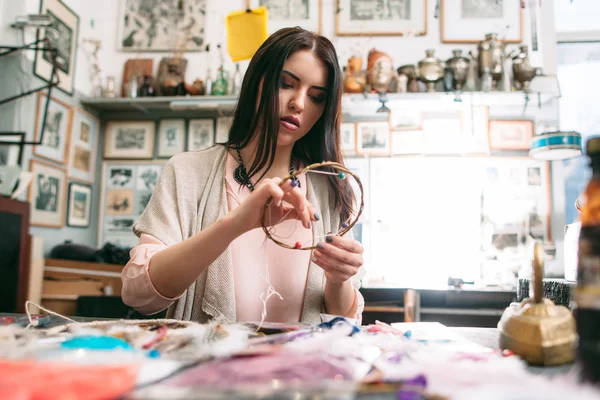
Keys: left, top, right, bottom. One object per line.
{"left": 225, "top": 27, "right": 354, "bottom": 222}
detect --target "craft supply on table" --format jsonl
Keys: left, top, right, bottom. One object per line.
{"left": 2, "top": 300, "right": 600, "bottom": 400}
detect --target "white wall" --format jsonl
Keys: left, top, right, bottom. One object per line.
{"left": 13, "top": 0, "right": 558, "bottom": 97}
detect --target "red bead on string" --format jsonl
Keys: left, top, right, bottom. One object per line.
{"left": 294, "top": 242, "right": 302, "bottom": 249}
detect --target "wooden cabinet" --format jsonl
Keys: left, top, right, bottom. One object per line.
{"left": 0, "top": 197, "right": 31, "bottom": 313}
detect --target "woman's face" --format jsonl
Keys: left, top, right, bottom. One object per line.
{"left": 277, "top": 50, "right": 328, "bottom": 148}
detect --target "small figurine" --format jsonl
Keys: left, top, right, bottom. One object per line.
{"left": 343, "top": 56, "right": 366, "bottom": 93}
{"left": 366, "top": 48, "right": 395, "bottom": 93}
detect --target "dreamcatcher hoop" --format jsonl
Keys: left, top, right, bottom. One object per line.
{"left": 260, "top": 161, "right": 364, "bottom": 250}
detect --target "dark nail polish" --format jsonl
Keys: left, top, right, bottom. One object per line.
{"left": 314, "top": 213, "right": 320, "bottom": 221}
{"left": 317, "top": 243, "right": 325, "bottom": 249}
{"left": 326, "top": 236, "right": 333, "bottom": 243}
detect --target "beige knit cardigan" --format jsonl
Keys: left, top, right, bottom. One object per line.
{"left": 133, "top": 145, "right": 359, "bottom": 324}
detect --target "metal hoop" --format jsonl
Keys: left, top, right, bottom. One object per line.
{"left": 260, "top": 161, "right": 364, "bottom": 250}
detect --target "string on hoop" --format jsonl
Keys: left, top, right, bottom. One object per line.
{"left": 260, "top": 161, "right": 364, "bottom": 250}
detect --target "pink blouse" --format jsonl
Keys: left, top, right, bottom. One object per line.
{"left": 121, "top": 152, "right": 364, "bottom": 323}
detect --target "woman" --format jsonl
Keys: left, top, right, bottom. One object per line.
{"left": 121, "top": 27, "right": 365, "bottom": 325}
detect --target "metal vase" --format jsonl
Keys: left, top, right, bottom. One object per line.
{"left": 477, "top": 33, "right": 504, "bottom": 88}
{"left": 417, "top": 49, "right": 444, "bottom": 93}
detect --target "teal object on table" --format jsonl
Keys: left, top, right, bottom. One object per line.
{"left": 61, "top": 336, "right": 133, "bottom": 351}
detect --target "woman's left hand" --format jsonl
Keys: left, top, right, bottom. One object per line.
{"left": 312, "top": 235, "right": 363, "bottom": 284}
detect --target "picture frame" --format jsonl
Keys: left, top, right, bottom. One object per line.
{"left": 187, "top": 119, "right": 215, "bottom": 151}
{"left": 98, "top": 160, "right": 166, "bottom": 248}
{"left": 67, "top": 108, "right": 99, "bottom": 183}
{"left": 66, "top": 181, "right": 92, "bottom": 228}
{"left": 421, "top": 110, "right": 464, "bottom": 155}
{"left": 118, "top": 0, "right": 207, "bottom": 52}
{"left": 104, "top": 121, "right": 156, "bottom": 159}
{"left": 356, "top": 121, "right": 390, "bottom": 156}
{"left": 33, "top": 92, "right": 72, "bottom": 165}
{"left": 247, "top": 0, "right": 322, "bottom": 34}
{"left": 0, "top": 132, "right": 25, "bottom": 167}
{"left": 441, "top": 0, "right": 522, "bottom": 43}
{"left": 340, "top": 122, "right": 356, "bottom": 154}
{"left": 215, "top": 117, "right": 232, "bottom": 144}
{"left": 389, "top": 108, "right": 422, "bottom": 131}
{"left": 157, "top": 119, "right": 186, "bottom": 158}
{"left": 336, "top": 0, "right": 427, "bottom": 36}
{"left": 391, "top": 130, "right": 423, "bottom": 156}
{"left": 489, "top": 120, "right": 534, "bottom": 151}
{"left": 28, "top": 159, "right": 67, "bottom": 228}
{"left": 34, "top": 0, "right": 80, "bottom": 96}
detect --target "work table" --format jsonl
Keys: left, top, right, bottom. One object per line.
{"left": 360, "top": 286, "right": 518, "bottom": 327}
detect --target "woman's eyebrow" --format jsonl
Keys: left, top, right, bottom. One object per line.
{"left": 282, "top": 70, "right": 327, "bottom": 92}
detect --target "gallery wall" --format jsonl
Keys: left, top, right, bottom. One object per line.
{"left": 0, "top": 0, "right": 566, "bottom": 276}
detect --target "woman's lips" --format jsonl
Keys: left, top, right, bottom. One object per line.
{"left": 280, "top": 119, "right": 299, "bottom": 131}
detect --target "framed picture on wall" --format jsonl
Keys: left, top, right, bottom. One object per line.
{"left": 68, "top": 108, "right": 99, "bottom": 183}
{"left": 421, "top": 110, "right": 464, "bottom": 155}
{"left": 34, "top": 0, "right": 80, "bottom": 95}
{"left": 489, "top": 120, "right": 534, "bottom": 151}
{"left": 104, "top": 121, "right": 155, "bottom": 159}
{"left": 389, "top": 108, "right": 422, "bottom": 131}
{"left": 391, "top": 130, "right": 423, "bottom": 155}
{"left": 247, "top": 0, "right": 321, "bottom": 34}
{"left": 215, "top": 117, "right": 232, "bottom": 144}
{"left": 28, "top": 159, "right": 67, "bottom": 228}
{"left": 336, "top": 0, "right": 427, "bottom": 36}
{"left": 34, "top": 92, "right": 72, "bottom": 165}
{"left": 188, "top": 119, "right": 215, "bottom": 151}
{"left": 441, "top": 0, "right": 522, "bottom": 43}
{"left": 340, "top": 122, "right": 356, "bottom": 154}
{"left": 157, "top": 119, "right": 186, "bottom": 158}
{"left": 66, "top": 181, "right": 92, "bottom": 228}
{"left": 98, "top": 160, "right": 166, "bottom": 248}
{"left": 118, "top": 0, "right": 206, "bottom": 51}
{"left": 0, "top": 132, "right": 25, "bottom": 167}
{"left": 356, "top": 121, "right": 390, "bottom": 156}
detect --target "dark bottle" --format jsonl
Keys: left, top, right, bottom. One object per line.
{"left": 138, "top": 75, "right": 155, "bottom": 97}
{"left": 574, "top": 136, "right": 600, "bottom": 384}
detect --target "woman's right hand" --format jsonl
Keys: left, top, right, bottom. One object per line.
{"left": 228, "top": 177, "right": 319, "bottom": 235}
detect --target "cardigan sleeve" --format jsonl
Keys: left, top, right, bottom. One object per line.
{"left": 121, "top": 233, "right": 182, "bottom": 315}
{"left": 132, "top": 156, "right": 186, "bottom": 246}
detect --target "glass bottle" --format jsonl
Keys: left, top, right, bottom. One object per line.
{"left": 138, "top": 75, "right": 155, "bottom": 97}
{"left": 481, "top": 67, "right": 493, "bottom": 92}
{"left": 211, "top": 66, "right": 228, "bottom": 96}
{"left": 127, "top": 75, "right": 139, "bottom": 98}
{"left": 574, "top": 136, "right": 600, "bottom": 384}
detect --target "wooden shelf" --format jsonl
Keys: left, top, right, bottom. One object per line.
{"left": 80, "top": 76, "right": 560, "bottom": 116}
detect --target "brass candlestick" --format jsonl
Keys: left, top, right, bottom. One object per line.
{"left": 497, "top": 241, "right": 577, "bottom": 366}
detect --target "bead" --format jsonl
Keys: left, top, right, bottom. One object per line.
{"left": 341, "top": 222, "right": 348, "bottom": 229}
{"left": 290, "top": 178, "right": 298, "bottom": 188}
{"left": 502, "top": 349, "right": 515, "bottom": 357}
{"left": 338, "top": 172, "right": 346, "bottom": 180}
{"left": 294, "top": 242, "right": 302, "bottom": 249}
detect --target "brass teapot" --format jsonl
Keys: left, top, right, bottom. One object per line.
{"left": 512, "top": 45, "right": 539, "bottom": 91}
{"left": 497, "top": 241, "right": 577, "bottom": 366}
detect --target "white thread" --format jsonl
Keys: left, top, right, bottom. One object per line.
{"left": 256, "top": 232, "right": 283, "bottom": 332}
{"left": 25, "top": 301, "right": 77, "bottom": 329}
